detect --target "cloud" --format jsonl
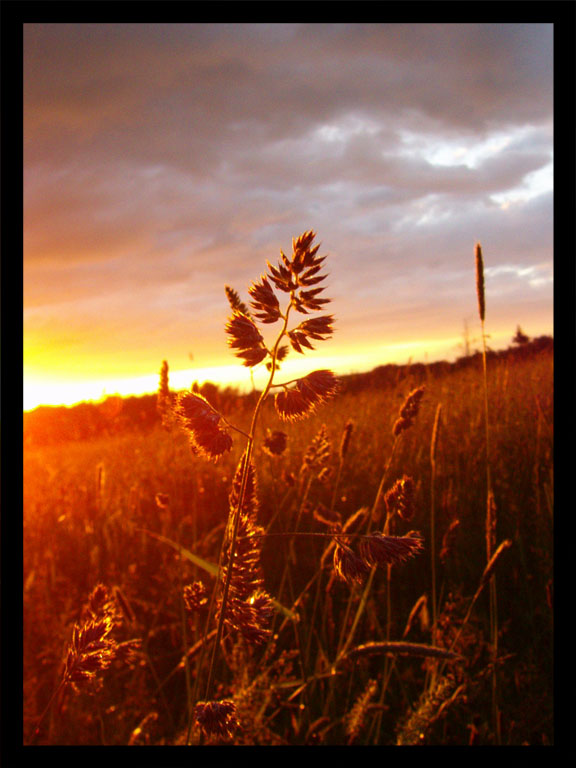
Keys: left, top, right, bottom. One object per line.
{"left": 23, "top": 23, "right": 553, "bottom": 395}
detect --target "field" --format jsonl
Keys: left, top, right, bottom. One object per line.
{"left": 23, "top": 342, "right": 553, "bottom": 746}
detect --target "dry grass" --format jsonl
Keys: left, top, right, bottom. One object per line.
{"left": 22, "top": 233, "right": 554, "bottom": 746}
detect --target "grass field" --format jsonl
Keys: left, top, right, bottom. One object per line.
{"left": 23, "top": 340, "right": 553, "bottom": 746}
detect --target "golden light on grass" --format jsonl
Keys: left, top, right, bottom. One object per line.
{"left": 23, "top": 227, "right": 553, "bottom": 747}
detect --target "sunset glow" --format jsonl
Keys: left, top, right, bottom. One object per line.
{"left": 24, "top": 23, "right": 553, "bottom": 412}
{"left": 18, "top": 14, "right": 562, "bottom": 750}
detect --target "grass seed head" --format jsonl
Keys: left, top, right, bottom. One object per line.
{"left": 248, "top": 275, "right": 282, "bottom": 324}
{"left": 225, "top": 311, "right": 268, "bottom": 367}
{"left": 359, "top": 531, "right": 424, "bottom": 569}
{"left": 175, "top": 391, "right": 233, "bottom": 460}
{"left": 385, "top": 475, "right": 415, "bottom": 521}
{"left": 393, "top": 386, "right": 425, "bottom": 436}
{"left": 262, "top": 429, "right": 288, "bottom": 456}
{"left": 184, "top": 581, "right": 209, "bottom": 614}
{"left": 275, "top": 369, "right": 339, "bottom": 422}
{"left": 194, "top": 699, "right": 240, "bottom": 740}
{"left": 225, "top": 284, "right": 252, "bottom": 318}
{"left": 346, "top": 678, "right": 379, "bottom": 743}
{"left": 339, "top": 419, "right": 354, "bottom": 459}
{"left": 475, "top": 242, "right": 486, "bottom": 322}
{"left": 333, "top": 541, "right": 370, "bottom": 585}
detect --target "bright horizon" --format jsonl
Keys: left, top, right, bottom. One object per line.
{"left": 24, "top": 326, "right": 534, "bottom": 412}
{"left": 24, "top": 24, "right": 553, "bottom": 413}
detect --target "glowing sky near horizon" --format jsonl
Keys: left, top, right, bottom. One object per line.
{"left": 24, "top": 23, "right": 553, "bottom": 411}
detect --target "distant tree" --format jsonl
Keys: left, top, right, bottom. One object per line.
{"left": 512, "top": 325, "right": 530, "bottom": 346}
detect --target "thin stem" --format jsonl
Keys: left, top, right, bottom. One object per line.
{"left": 219, "top": 415, "right": 251, "bottom": 440}
{"left": 336, "top": 435, "right": 399, "bottom": 657}
{"left": 30, "top": 678, "right": 66, "bottom": 744}
{"left": 268, "top": 376, "right": 303, "bottom": 389}
{"left": 480, "top": 318, "right": 500, "bottom": 745}
{"left": 330, "top": 454, "right": 345, "bottom": 514}
{"left": 368, "top": 436, "right": 400, "bottom": 526}
{"left": 202, "top": 292, "right": 294, "bottom": 705}
{"left": 428, "top": 402, "right": 441, "bottom": 686}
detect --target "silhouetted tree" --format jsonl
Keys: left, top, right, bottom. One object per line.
{"left": 512, "top": 325, "right": 530, "bottom": 346}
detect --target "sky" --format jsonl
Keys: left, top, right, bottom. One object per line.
{"left": 23, "top": 22, "right": 554, "bottom": 411}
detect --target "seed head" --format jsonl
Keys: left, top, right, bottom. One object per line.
{"left": 262, "top": 429, "right": 288, "bottom": 456}
{"left": 175, "top": 391, "right": 233, "bottom": 460}
{"left": 183, "top": 581, "right": 209, "bottom": 614}
{"left": 385, "top": 475, "right": 415, "bottom": 521}
{"left": 333, "top": 541, "right": 370, "bottom": 586}
{"left": 393, "top": 386, "right": 425, "bottom": 436}
{"left": 359, "top": 531, "right": 424, "bottom": 568}
{"left": 225, "top": 285, "right": 252, "bottom": 318}
{"left": 157, "top": 360, "right": 173, "bottom": 428}
{"left": 194, "top": 699, "right": 240, "bottom": 740}
{"left": 475, "top": 242, "right": 485, "bottom": 322}
{"left": 248, "top": 275, "right": 282, "bottom": 324}
{"left": 225, "top": 311, "right": 268, "bottom": 367}
{"left": 274, "top": 369, "right": 339, "bottom": 422}
{"left": 339, "top": 420, "right": 354, "bottom": 459}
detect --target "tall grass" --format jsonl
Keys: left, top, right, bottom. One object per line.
{"left": 23, "top": 234, "right": 553, "bottom": 746}
{"left": 475, "top": 242, "right": 500, "bottom": 744}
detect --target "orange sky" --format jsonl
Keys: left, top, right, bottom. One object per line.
{"left": 23, "top": 23, "right": 554, "bottom": 411}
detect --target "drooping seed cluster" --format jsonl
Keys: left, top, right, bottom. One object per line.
{"left": 64, "top": 617, "right": 117, "bottom": 684}
{"left": 174, "top": 390, "right": 233, "bottom": 460}
{"left": 275, "top": 369, "right": 339, "bottom": 422}
{"left": 333, "top": 531, "right": 424, "bottom": 586}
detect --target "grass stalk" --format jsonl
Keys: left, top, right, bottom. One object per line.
{"left": 476, "top": 242, "right": 501, "bottom": 744}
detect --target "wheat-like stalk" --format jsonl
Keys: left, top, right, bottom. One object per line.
{"left": 429, "top": 402, "right": 442, "bottom": 659}
{"left": 157, "top": 360, "right": 173, "bottom": 429}
{"left": 396, "top": 674, "right": 466, "bottom": 745}
{"left": 345, "top": 678, "right": 379, "bottom": 744}
{"left": 475, "top": 242, "right": 486, "bottom": 323}
{"left": 475, "top": 241, "right": 501, "bottom": 744}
